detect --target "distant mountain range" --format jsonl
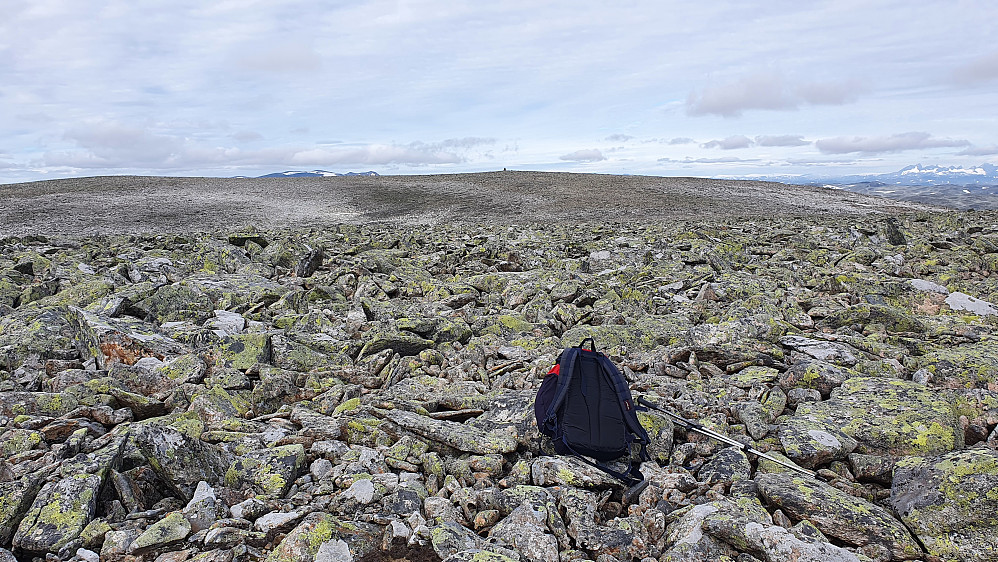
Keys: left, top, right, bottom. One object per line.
{"left": 779, "top": 163, "right": 998, "bottom": 211}
{"left": 255, "top": 170, "right": 379, "bottom": 178}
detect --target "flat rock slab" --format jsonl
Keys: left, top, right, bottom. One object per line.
{"left": 530, "top": 457, "right": 621, "bottom": 489}
{"left": 0, "top": 392, "right": 78, "bottom": 418}
{"left": 68, "top": 307, "right": 189, "bottom": 369}
{"left": 791, "top": 377, "right": 962, "bottom": 458}
{"left": 778, "top": 336, "right": 858, "bottom": 367}
{"left": 945, "top": 292, "right": 998, "bottom": 316}
{"left": 890, "top": 448, "right": 998, "bottom": 562}
{"left": 912, "top": 341, "right": 998, "bottom": 389}
{"left": 755, "top": 472, "right": 921, "bottom": 560}
{"left": 778, "top": 417, "right": 858, "bottom": 469}
{"left": 382, "top": 409, "right": 518, "bottom": 454}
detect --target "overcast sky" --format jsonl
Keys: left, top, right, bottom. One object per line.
{"left": 2, "top": 0, "right": 997, "bottom": 183}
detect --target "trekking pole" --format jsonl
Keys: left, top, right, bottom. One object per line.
{"left": 636, "top": 396, "right": 816, "bottom": 479}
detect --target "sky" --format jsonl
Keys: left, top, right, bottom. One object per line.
{"left": 1, "top": 0, "right": 997, "bottom": 184}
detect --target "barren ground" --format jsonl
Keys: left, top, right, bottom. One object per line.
{"left": 0, "top": 171, "right": 943, "bottom": 236}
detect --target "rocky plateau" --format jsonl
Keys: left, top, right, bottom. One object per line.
{"left": 0, "top": 173, "right": 997, "bottom": 562}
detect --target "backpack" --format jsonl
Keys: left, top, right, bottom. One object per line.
{"left": 534, "top": 337, "right": 651, "bottom": 485}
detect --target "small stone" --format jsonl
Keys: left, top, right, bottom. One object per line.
{"left": 229, "top": 497, "right": 268, "bottom": 521}
{"left": 341, "top": 479, "right": 377, "bottom": 504}
{"left": 254, "top": 510, "right": 305, "bottom": 534}
{"left": 75, "top": 549, "right": 99, "bottom": 562}
{"left": 311, "top": 458, "right": 334, "bottom": 481}
{"left": 473, "top": 510, "right": 500, "bottom": 530}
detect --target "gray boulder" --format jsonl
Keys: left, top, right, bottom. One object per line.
{"left": 791, "top": 377, "right": 962, "bottom": 458}
{"left": 756, "top": 472, "right": 921, "bottom": 560}
{"left": 133, "top": 422, "right": 232, "bottom": 501}
{"left": 890, "top": 447, "right": 998, "bottom": 562}
{"left": 778, "top": 416, "right": 858, "bottom": 469}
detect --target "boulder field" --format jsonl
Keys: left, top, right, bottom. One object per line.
{"left": 1, "top": 211, "right": 998, "bottom": 562}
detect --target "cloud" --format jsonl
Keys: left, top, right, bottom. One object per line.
{"left": 605, "top": 134, "right": 634, "bottom": 142}
{"left": 559, "top": 149, "right": 605, "bottom": 162}
{"left": 952, "top": 50, "right": 998, "bottom": 85}
{"left": 658, "top": 156, "right": 756, "bottom": 164}
{"left": 687, "top": 71, "right": 862, "bottom": 117}
{"left": 957, "top": 146, "right": 998, "bottom": 156}
{"left": 234, "top": 41, "right": 322, "bottom": 73}
{"left": 43, "top": 119, "right": 481, "bottom": 169}
{"left": 430, "top": 137, "right": 496, "bottom": 150}
{"left": 701, "top": 135, "right": 753, "bottom": 150}
{"left": 795, "top": 80, "right": 862, "bottom": 105}
{"left": 60, "top": 120, "right": 182, "bottom": 166}
{"left": 755, "top": 134, "right": 809, "bottom": 147}
{"left": 815, "top": 132, "right": 971, "bottom": 154}
{"left": 290, "top": 144, "right": 463, "bottom": 166}
{"left": 232, "top": 131, "right": 263, "bottom": 142}
{"left": 668, "top": 137, "right": 695, "bottom": 145}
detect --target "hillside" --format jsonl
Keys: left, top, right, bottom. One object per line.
{"left": 0, "top": 172, "right": 940, "bottom": 236}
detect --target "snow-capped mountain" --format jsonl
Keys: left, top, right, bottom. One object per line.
{"left": 871, "top": 163, "right": 998, "bottom": 186}
{"left": 784, "top": 163, "right": 998, "bottom": 210}
{"left": 256, "top": 170, "right": 379, "bottom": 178}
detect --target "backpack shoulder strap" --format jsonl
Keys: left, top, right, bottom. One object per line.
{"left": 598, "top": 355, "right": 652, "bottom": 448}
{"left": 542, "top": 347, "right": 580, "bottom": 430}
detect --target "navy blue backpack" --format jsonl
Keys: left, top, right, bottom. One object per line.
{"left": 534, "top": 338, "right": 650, "bottom": 485}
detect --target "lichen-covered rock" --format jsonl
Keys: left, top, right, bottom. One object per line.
{"left": 890, "top": 447, "right": 998, "bottom": 562}
{"left": 128, "top": 510, "right": 191, "bottom": 554}
{"left": 225, "top": 444, "right": 305, "bottom": 497}
{"left": 67, "top": 307, "right": 189, "bottom": 368}
{"left": 210, "top": 333, "right": 272, "bottom": 370}
{"left": 635, "top": 409, "right": 674, "bottom": 463}
{"left": 756, "top": 472, "right": 921, "bottom": 560}
{"left": 696, "top": 495, "right": 860, "bottom": 562}
{"left": 0, "top": 391, "right": 79, "bottom": 417}
{"left": 726, "top": 365, "right": 780, "bottom": 388}
{"left": 779, "top": 336, "right": 858, "bottom": 367}
{"left": 791, "top": 377, "right": 963, "bottom": 458}
{"left": 431, "top": 521, "right": 485, "bottom": 559}
{"left": 381, "top": 409, "right": 518, "bottom": 454}
{"left": 488, "top": 503, "right": 560, "bottom": 562}
{"left": 441, "top": 550, "right": 519, "bottom": 562}
{"left": 359, "top": 328, "right": 436, "bottom": 358}
{"left": 266, "top": 512, "right": 380, "bottom": 562}
{"left": 530, "top": 457, "right": 621, "bottom": 489}
{"left": 697, "top": 446, "right": 751, "bottom": 485}
{"left": 183, "top": 481, "right": 225, "bottom": 533}
{"left": 707, "top": 518, "right": 860, "bottom": 562}
{"left": 913, "top": 342, "right": 998, "bottom": 389}
{"left": 13, "top": 430, "right": 127, "bottom": 556}
{"left": 820, "top": 303, "right": 924, "bottom": 333}
{"left": 251, "top": 366, "right": 299, "bottom": 415}
{"left": 778, "top": 417, "right": 858, "bottom": 469}
{"left": 0, "top": 307, "right": 75, "bottom": 370}
{"left": 0, "top": 476, "right": 43, "bottom": 545}
{"left": 563, "top": 316, "right": 689, "bottom": 354}
{"left": 558, "top": 487, "right": 646, "bottom": 558}
{"left": 778, "top": 360, "right": 852, "bottom": 397}
{"left": 189, "top": 385, "right": 253, "bottom": 426}
{"left": 0, "top": 429, "right": 44, "bottom": 457}
{"left": 133, "top": 422, "right": 232, "bottom": 501}
{"left": 660, "top": 503, "right": 739, "bottom": 561}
